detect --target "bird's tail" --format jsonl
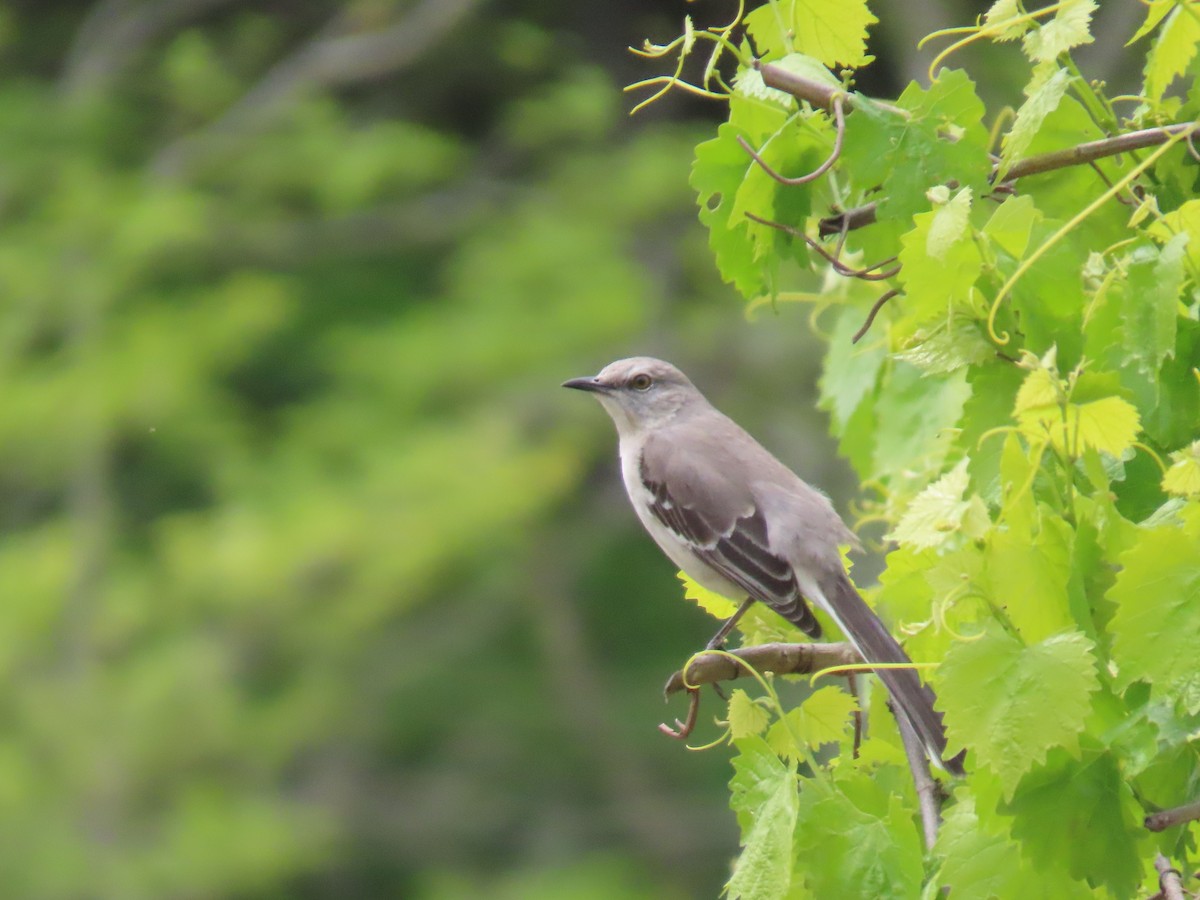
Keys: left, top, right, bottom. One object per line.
{"left": 813, "top": 570, "right": 964, "bottom": 776}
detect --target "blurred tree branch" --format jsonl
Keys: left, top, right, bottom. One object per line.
{"left": 62, "top": 0, "right": 241, "bottom": 99}
{"left": 153, "top": 0, "right": 480, "bottom": 177}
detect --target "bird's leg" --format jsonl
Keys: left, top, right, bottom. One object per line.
{"left": 705, "top": 597, "right": 756, "bottom": 650}
{"left": 658, "top": 688, "right": 701, "bottom": 740}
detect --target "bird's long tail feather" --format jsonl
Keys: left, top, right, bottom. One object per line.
{"left": 809, "top": 571, "right": 964, "bottom": 776}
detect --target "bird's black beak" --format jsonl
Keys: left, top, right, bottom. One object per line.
{"left": 562, "top": 376, "right": 609, "bottom": 393}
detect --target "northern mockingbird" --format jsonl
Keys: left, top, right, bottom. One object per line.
{"left": 564, "top": 356, "right": 961, "bottom": 775}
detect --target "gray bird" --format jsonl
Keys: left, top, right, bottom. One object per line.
{"left": 564, "top": 356, "right": 961, "bottom": 775}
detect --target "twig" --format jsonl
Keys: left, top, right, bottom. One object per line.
{"left": 1145, "top": 796, "right": 1200, "bottom": 832}
{"left": 737, "top": 95, "right": 846, "bottom": 186}
{"left": 852, "top": 289, "right": 901, "bottom": 344}
{"left": 663, "top": 641, "right": 863, "bottom": 696}
{"left": 1154, "top": 853, "right": 1186, "bottom": 900}
{"left": 893, "top": 701, "right": 942, "bottom": 852}
{"left": 819, "top": 202, "right": 879, "bottom": 238}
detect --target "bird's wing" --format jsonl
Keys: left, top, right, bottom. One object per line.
{"left": 639, "top": 431, "right": 821, "bottom": 637}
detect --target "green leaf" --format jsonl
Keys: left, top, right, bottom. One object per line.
{"left": 926, "top": 186, "right": 974, "bottom": 258}
{"left": 1122, "top": 233, "right": 1186, "bottom": 376}
{"left": 873, "top": 363, "right": 970, "bottom": 479}
{"left": 691, "top": 124, "right": 762, "bottom": 298}
{"left": 887, "top": 458, "right": 989, "bottom": 550}
{"left": 985, "top": 515, "right": 1077, "bottom": 642}
{"left": 1021, "top": 0, "right": 1096, "bottom": 63}
{"left": 933, "top": 796, "right": 1094, "bottom": 899}
{"left": 1109, "top": 520, "right": 1200, "bottom": 712}
{"left": 792, "top": 778, "right": 923, "bottom": 899}
{"left": 1002, "top": 744, "right": 1143, "bottom": 896}
{"left": 897, "top": 198, "right": 983, "bottom": 324}
{"left": 1144, "top": 3, "right": 1200, "bottom": 103}
{"left": 938, "top": 627, "right": 1099, "bottom": 797}
{"left": 818, "top": 303, "right": 886, "bottom": 432}
{"left": 1000, "top": 63, "right": 1071, "bottom": 178}
{"left": 982, "top": 194, "right": 1042, "bottom": 261}
{"left": 793, "top": 685, "right": 858, "bottom": 749}
{"left": 727, "top": 737, "right": 799, "bottom": 900}
{"left": 893, "top": 318, "right": 995, "bottom": 376}
{"left": 728, "top": 689, "right": 771, "bottom": 739}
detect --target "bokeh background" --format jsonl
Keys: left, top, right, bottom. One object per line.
{"left": 0, "top": 2, "right": 1145, "bottom": 897}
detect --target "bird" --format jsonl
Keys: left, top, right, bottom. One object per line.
{"left": 563, "top": 356, "right": 961, "bottom": 775}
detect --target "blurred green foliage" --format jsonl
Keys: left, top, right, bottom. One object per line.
{"left": 0, "top": 0, "right": 1117, "bottom": 897}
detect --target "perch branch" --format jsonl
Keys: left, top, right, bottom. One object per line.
{"left": 663, "top": 641, "right": 863, "bottom": 696}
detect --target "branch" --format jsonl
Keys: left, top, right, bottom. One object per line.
{"left": 893, "top": 701, "right": 942, "bottom": 851}
{"left": 820, "top": 123, "right": 1200, "bottom": 237}
{"left": 1004, "top": 124, "right": 1200, "bottom": 180}
{"left": 1145, "top": 796, "right": 1200, "bottom": 832}
{"left": 153, "top": 0, "right": 479, "bottom": 176}
{"left": 61, "top": 0, "right": 239, "bottom": 100}
{"left": 1154, "top": 853, "right": 1186, "bottom": 900}
{"left": 663, "top": 641, "right": 863, "bottom": 696}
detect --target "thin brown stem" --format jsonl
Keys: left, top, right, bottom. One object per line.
{"left": 744, "top": 212, "right": 899, "bottom": 280}
{"left": 737, "top": 95, "right": 846, "bottom": 186}
{"left": 852, "top": 289, "right": 901, "bottom": 343}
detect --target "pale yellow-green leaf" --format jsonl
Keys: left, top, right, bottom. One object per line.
{"left": 1144, "top": 4, "right": 1200, "bottom": 103}
{"left": 1014, "top": 365, "right": 1062, "bottom": 419}
{"left": 887, "top": 458, "right": 988, "bottom": 549}
{"left": 728, "top": 688, "right": 771, "bottom": 739}
{"left": 1130, "top": 0, "right": 1176, "bottom": 45}
{"left": 985, "top": 0, "right": 1027, "bottom": 42}
{"left": 678, "top": 571, "right": 739, "bottom": 619}
{"left": 926, "top": 187, "right": 973, "bottom": 261}
{"left": 1069, "top": 396, "right": 1141, "bottom": 457}
{"left": 1022, "top": 0, "right": 1096, "bottom": 62}
{"left": 1164, "top": 442, "right": 1200, "bottom": 498}
{"left": 1000, "top": 63, "right": 1070, "bottom": 177}
{"left": 1149, "top": 198, "right": 1200, "bottom": 269}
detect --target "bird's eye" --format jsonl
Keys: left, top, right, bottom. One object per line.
{"left": 630, "top": 373, "right": 653, "bottom": 391}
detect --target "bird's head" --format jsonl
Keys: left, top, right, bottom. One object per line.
{"left": 562, "top": 357, "right": 705, "bottom": 435}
